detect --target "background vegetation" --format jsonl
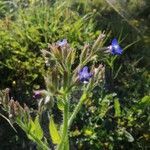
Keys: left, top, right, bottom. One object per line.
{"left": 0, "top": 0, "right": 149, "bottom": 149}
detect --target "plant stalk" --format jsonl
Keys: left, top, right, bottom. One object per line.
{"left": 57, "top": 97, "right": 69, "bottom": 150}
{"left": 68, "top": 93, "right": 87, "bottom": 128}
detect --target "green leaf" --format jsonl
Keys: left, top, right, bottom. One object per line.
{"left": 81, "top": 93, "right": 87, "bottom": 101}
{"left": 34, "top": 116, "right": 43, "bottom": 140}
{"left": 99, "top": 94, "right": 114, "bottom": 118}
{"left": 57, "top": 98, "right": 64, "bottom": 111}
{"left": 27, "top": 119, "right": 36, "bottom": 141}
{"left": 114, "top": 98, "right": 121, "bottom": 117}
{"left": 27, "top": 116, "right": 43, "bottom": 141}
{"left": 99, "top": 99, "right": 110, "bottom": 118}
{"left": 49, "top": 116, "right": 61, "bottom": 144}
{"left": 139, "top": 96, "right": 150, "bottom": 107}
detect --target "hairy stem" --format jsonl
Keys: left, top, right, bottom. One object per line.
{"left": 57, "top": 97, "right": 69, "bottom": 150}
{"left": 68, "top": 93, "right": 87, "bottom": 128}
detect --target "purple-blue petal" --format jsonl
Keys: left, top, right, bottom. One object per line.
{"left": 116, "top": 46, "right": 123, "bottom": 55}
{"left": 82, "top": 66, "right": 89, "bottom": 72}
{"left": 78, "top": 66, "right": 92, "bottom": 83}
{"left": 110, "top": 38, "right": 123, "bottom": 55}
{"left": 111, "top": 38, "right": 118, "bottom": 46}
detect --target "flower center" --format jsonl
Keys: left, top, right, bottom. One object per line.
{"left": 114, "top": 45, "right": 119, "bottom": 49}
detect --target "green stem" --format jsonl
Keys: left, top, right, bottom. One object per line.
{"left": 30, "top": 132, "right": 49, "bottom": 150}
{"left": 64, "top": 135, "right": 69, "bottom": 150}
{"left": 68, "top": 93, "right": 87, "bottom": 128}
{"left": 57, "top": 97, "right": 69, "bottom": 150}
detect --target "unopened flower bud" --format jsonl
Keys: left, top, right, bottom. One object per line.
{"left": 56, "top": 39, "right": 68, "bottom": 47}
{"left": 33, "top": 91, "right": 42, "bottom": 99}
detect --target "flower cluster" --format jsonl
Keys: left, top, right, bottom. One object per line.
{"left": 40, "top": 38, "right": 123, "bottom": 87}
{"left": 77, "top": 38, "right": 123, "bottom": 83}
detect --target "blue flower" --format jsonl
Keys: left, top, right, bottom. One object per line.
{"left": 109, "top": 38, "right": 123, "bottom": 55}
{"left": 57, "top": 39, "right": 67, "bottom": 47}
{"left": 78, "top": 66, "right": 93, "bottom": 83}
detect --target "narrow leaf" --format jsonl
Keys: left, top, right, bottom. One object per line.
{"left": 0, "top": 114, "right": 17, "bottom": 133}
{"left": 27, "top": 119, "right": 36, "bottom": 141}
{"left": 49, "top": 116, "right": 61, "bottom": 144}
{"left": 114, "top": 99, "right": 121, "bottom": 117}
{"left": 34, "top": 116, "right": 43, "bottom": 140}
{"left": 99, "top": 94, "right": 115, "bottom": 118}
